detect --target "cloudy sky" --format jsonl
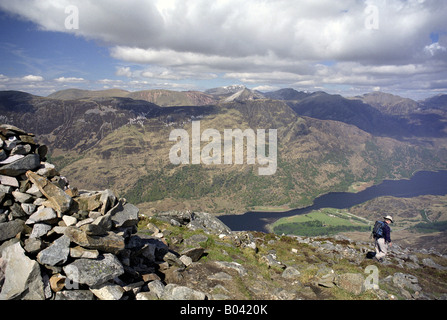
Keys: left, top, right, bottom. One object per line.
{"left": 0, "top": 0, "right": 446, "bottom": 100}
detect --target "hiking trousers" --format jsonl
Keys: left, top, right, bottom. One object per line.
{"left": 375, "top": 238, "right": 388, "bottom": 259}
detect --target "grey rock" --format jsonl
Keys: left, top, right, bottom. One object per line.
{"left": 81, "top": 213, "right": 112, "bottom": 236}
{"left": 422, "top": 258, "right": 447, "bottom": 270}
{"left": 0, "top": 241, "right": 45, "bottom": 300}
{"left": 55, "top": 290, "right": 95, "bottom": 300}
{"left": 37, "top": 235, "right": 70, "bottom": 266}
{"left": 90, "top": 283, "right": 124, "bottom": 300}
{"left": 261, "top": 253, "right": 286, "bottom": 269}
{"left": 336, "top": 273, "right": 365, "bottom": 295}
{"left": 23, "top": 237, "right": 46, "bottom": 254}
{"left": 11, "top": 144, "right": 32, "bottom": 156}
{"left": 26, "top": 184, "right": 43, "bottom": 197}
{"left": 0, "top": 154, "right": 40, "bottom": 176}
{"left": 12, "top": 191, "right": 33, "bottom": 203}
{"left": 0, "top": 149, "right": 6, "bottom": 162}
{"left": 282, "top": 266, "right": 301, "bottom": 279}
{"left": 64, "top": 226, "right": 125, "bottom": 254}
{"left": 156, "top": 210, "right": 193, "bottom": 225}
{"left": 187, "top": 212, "right": 231, "bottom": 235}
{"left": 318, "top": 273, "right": 336, "bottom": 288}
{"left": 62, "top": 215, "right": 77, "bottom": 227}
{"left": 70, "top": 246, "right": 99, "bottom": 259}
{"left": 10, "top": 203, "right": 27, "bottom": 218}
{"left": 26, "top": 207, "right": 57, "bottom": 224}
{"left": 162, "top": 284, "right": 207, "bottom": 300}
{"left": 163, "top": 251, "right": 185, "bottom": 268}
{"left": 392, "top": 273, "right": 422, "bottom": 292}
{"left": 0, "top": 184, "right": 13, "bottom": 194}
{"left": 184, "top": 234, "right": 209, "bottom": 246}
{"left": 136, "top": 291, "right": 158, "bottom": 300}
{"left": 0, "top": 154, "right": 24, "bottom": 165}
{"left": 21, "top": 203, "right": 37, "bottom": 215}
{"left": 111, "top": 203, "right": 139, "bottom": 228}
{"left": 180, "top": 247, "right": 205, "bottom": 262}
{"left": 148, "top": 280, "right": 165, "bottom": 299}
{"left": 26, "top": 171, "right": 72, "bottom": 214}
{"left": 0, "top": 174, "right": 19, "bottom": 187}
{"left": 99, "top": 189, "right": 116, "bottom": 215}
{"left": 0, "top": 219, "right": 25, "bottom": 242}
{"left": 30, "top": 223, "right": 52, "bottom": 238}
{"left": 214, "top": 261, "right": 247, "bottom": 276}
{"left": 63, "top": 253, "right": 124, "bottom": 287}
{"left": 35, "top": 162, "right": 58, "bottom": 177}
{"left": 179, "top": 255, "right": 193, "bottom": 266}
{"left": 209, "top": 272, "right": 233, "bottom": 281}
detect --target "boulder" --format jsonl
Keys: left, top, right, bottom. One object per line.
{"left": 282, "top": 266, "right": 301, "bottom": 279}
{"left": 111, "top": 202, "right": 139, "bottom": 228}
{"left": 180, "top": 247, "right": 205, "bottom": 262}
{"left": 55, "top": 290, "right": 95, "bottom": 300}
{"left": 37, "top": 235, "right": 71, "bottom": 266}
{"left": 214, "top": 261, "right": 247, "bottom": 277}
{"left": 0, "top": 175, "right": 19, "bottom": 187}
{"left": 187, "top": 211, "right": 231, "bottom": 235}
{"left": 261, "top": 253, "right": 286, "bottom": 269}
{"left": 163, "top": 284, "right": 207, "bottom": 300}
{"left": 74, "top": 193, "right": 103, "bottom": 212}
{"left": 64, "top": 226, "right": 125, "bottom": 254}
{"left": 70, "top": 246, "right": 99, "bottom": 259}
{"left": 147, "top": 280, "right": 166, "bottom": 299}
{"left": 318, "top": 273, "right": 337, "bottom": 288}
{"left": 26, "top": 207, "right": 57, "bottom": 224}
{"left": 0, "top": 154, "right": 40, "bottom": 176}
{"left": 80, "top": 213, "right": 112, "bottom": 236}
{"left": 0, "top": 240, "right": 45, "bottom": 300}
{"left": 392, "top": 273, "right": 422, "bottom": 292}
{"left": 336, "top": 273, "right": 365, "bottom": 295}
{"left": 26, "top": 171, "right": 72, "bottom": 214}
{"left": 0, "top": 219, "right": 25, "bottom": 242}
{"left": 90, "top": 283, "right": 124, "bottom": 300}
{"left": 63, "top": 254, "right": 124, "bottom": 287}
{"left": 30, "top": 223, "right": 52, "bottom": 238}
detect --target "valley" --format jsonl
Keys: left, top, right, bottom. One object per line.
{"left": 1, "top": 86, "right": 447, "bottom": 252}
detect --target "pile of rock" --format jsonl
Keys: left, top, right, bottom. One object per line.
{"left": 0, "top": 124, "right": 201, "bottom": 300}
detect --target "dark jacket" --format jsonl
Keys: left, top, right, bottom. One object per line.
{"left": 382, "top": 222, "right": 391, "bottom": 243}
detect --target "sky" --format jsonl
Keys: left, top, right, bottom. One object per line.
{"left": 0, "top": 0, "right": 446, "bottom": 100}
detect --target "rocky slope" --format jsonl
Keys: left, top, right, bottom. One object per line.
{"left": 47, "top": 88, "right": 217, "bottom": 107}
{"left": 1, "top": 124, "right": 446, "bottom": 300}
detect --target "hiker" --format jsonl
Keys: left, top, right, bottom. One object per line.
{"left": 372, "top": 215, "right": 393, "bottom": 262}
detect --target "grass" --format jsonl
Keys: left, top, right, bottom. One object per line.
{"left": 271, "top": 208, "right": 372, "bottom": 237}
{"left": 136, "top": 215, "right": 447, "bottom": 300}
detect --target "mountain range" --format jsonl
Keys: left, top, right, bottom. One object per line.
{"left": 1, "top": 86, "right": 447, "bottom": 248}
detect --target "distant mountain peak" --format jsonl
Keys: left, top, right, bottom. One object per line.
{"left": 223, "top": 87, "right": 265, "bottom": 102}
{"left": 204, "top": 84, "right": 247, "bottom": 96}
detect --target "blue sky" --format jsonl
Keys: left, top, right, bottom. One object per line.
{"left": 0, "top": 0, "right": 446, "bottom": 100}
{"left": 0, "top": 11, "right": 114, "bottom": 79}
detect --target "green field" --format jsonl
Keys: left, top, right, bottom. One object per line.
{"left": 271, "top": 208, "right": 372, "bottom": 237}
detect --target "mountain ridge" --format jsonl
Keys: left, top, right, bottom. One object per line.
{"left": 1, "top": 87, "right": 447, "bottom": 256}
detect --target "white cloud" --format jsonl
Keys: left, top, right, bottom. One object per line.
{"left": 22, "top": 74, "right": 44, "bottom": 82}
{"left": 424, "top": 42, "right": 447, "bottom": 56}
{"left": 116, "top": 67, "right": 132, "bottom": 78}
{"left": 54, "top": 76, "right": 86, "bottom": 83}
{"left": 252, "top": 85, "right": 281, "bottom": 92}
{"left": 0, "top": 0, "right": 446, "bottom": 98}
{"left": 97, "top": 79, "right": 122, "bottom": 85}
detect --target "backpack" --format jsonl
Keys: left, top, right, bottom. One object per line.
{"left": 372, "top": 220, "right": 385, "bottom": 239}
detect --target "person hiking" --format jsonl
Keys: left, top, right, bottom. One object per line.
{"left": 372, "top": 215, "right": 393, "bottom": 262}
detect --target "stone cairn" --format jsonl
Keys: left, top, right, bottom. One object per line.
{"left": 0, "top": 124, "right": 202, "bottom": 300}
